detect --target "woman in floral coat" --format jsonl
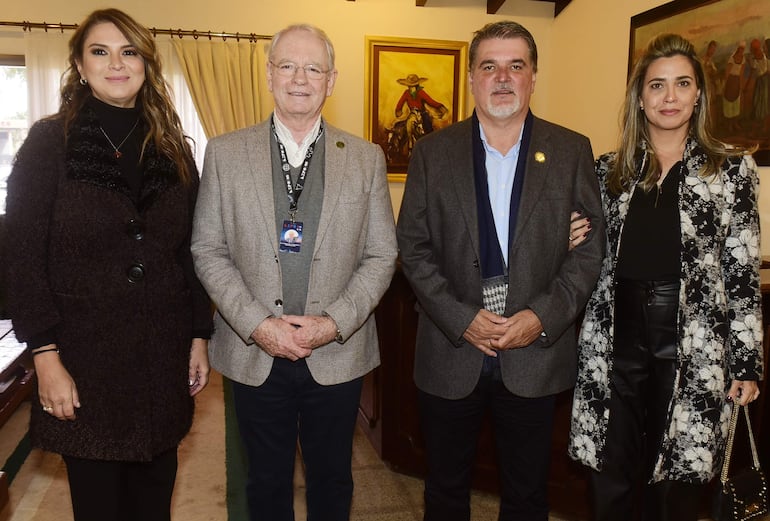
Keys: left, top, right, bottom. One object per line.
{"left": 568, "top": 34, "right": 763, "bottom": 521}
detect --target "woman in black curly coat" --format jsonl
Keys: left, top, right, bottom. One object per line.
{"left": 5, "top": 9, "right": 212, "bottom": 521}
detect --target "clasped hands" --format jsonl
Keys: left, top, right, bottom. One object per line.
{"left": 251, "top": 315, "right": 338, "bottom": 360}
{"left": 463, "top": 308, "right": 543, "bottom": 356}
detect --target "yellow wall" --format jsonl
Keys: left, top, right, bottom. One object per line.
{"left": 3, "top": 0, "right": 770, "bottom": 253}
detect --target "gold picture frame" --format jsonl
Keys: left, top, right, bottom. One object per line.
{"left": 365, "top": 36, "right": 468, "bottom": 182}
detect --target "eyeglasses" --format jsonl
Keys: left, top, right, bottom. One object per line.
{"left": 269, "top": 61, "right": 329, "bottom": 80}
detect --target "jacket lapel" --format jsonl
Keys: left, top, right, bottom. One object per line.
{"left": 509, "top": 117, "right": 549, "bottom": 258}
{"left": 448, "top": 120, "right": 481, "bottom": 260}
{"left": 247, "top": 122, "right": 280, "bottom": 256}
{"left": 315, "top": 124, "right": 346, "bottom": 254}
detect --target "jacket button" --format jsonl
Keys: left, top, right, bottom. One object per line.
{"left": 472, "top": 260, "right": 479, "bottom": 268}
{"left": 126, "top": 219, "right": 145, "bottom": 240}
{"left": 275, "top": 299, "right": 283, "bottom": 306}
{"left": 127, "top": 262, "right": 145, "bottom": 283}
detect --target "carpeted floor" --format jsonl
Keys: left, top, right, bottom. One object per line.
{"left": 0, "top": 370, "right": 580, "bottom": 521}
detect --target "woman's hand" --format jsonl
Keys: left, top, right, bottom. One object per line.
{"left": 188, "top": 338, "right": 210, "bottom": 396}
{"left": 727, "top": 379, "right": 760, "bottom": 406}
{"left": 33, "top": 346, "right": 80, "bottom": 420}
{"left": 568, "top": 211, "right": 591, "bottom": 251}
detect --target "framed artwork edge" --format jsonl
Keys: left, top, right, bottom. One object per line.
{"left": 628, "top": 0, "right": 723, "bottom": 78}
{"left": 364, "top": 35, "right": 469, "bottom": 182}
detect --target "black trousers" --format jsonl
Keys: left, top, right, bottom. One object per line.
{"left": 591, "top": 279, "right": 703, "bottom": 521}
{"left": 63, "top": 447, "right": 178, "bottom": 521}
{"left": 232, "top": 357, "right": 363, "bottom": 521}
{"left": 419, "top": 373, "right": 556, "bottom": 521}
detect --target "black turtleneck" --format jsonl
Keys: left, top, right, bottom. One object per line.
{"left": 88, "top": 96, "right": 144, "bottom": 201}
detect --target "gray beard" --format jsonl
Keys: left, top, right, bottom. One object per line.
{"left": 485, "top": 98, "right": 520, "bottom": 119}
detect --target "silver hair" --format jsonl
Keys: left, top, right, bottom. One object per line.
{"left": 269, "top": 24, "right": 335, "bottom": 70}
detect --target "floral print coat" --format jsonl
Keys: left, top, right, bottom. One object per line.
{"left": 568, "top": 139, "right": 764, "bottom": 483}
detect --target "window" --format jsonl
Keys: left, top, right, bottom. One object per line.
{"left": 0, "top": 55, "right": 28, "bottom": 214}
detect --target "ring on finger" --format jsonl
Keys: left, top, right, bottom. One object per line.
{"left": 42, "top": 405, "right": 53, "bottom": 413}
{"left": 569, "top": 235, "right": 574, "bottom": 241}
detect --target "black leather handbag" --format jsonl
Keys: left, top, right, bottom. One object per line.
{"left": 713, "top": 404, "right": 769, "bottom": 521}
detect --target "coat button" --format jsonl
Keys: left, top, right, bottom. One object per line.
{"left": 472, "top": 260, "right": 479, "bottom": 268}
{"left": 126, "top": 219, "right": 145, "bottom": 240}
{"left": 127, "top": 262, "right": 145, "bottom": 283}
{"left": 274, "top": 299, "right": 283, "bottom": 306}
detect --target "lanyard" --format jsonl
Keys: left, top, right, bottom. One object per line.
{"left": 271, "top": 117, "right": 324, "bottom": 221}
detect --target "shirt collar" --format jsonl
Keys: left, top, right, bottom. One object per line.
{"left": 478, "top": 121, "right": 525, "bottom": 158}
{"left": 272, "top": 113, "right": 323, "bottom": 168}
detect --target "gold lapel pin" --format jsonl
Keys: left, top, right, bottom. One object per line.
{"left": 336, "top": 141, "right": 345, "bottom": 148}
{"left": 534, "top": 151, "right": 546, "bottom": 163}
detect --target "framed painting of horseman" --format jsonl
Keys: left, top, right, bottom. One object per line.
{"left": 365, "top": 36, "right": 467, "bottom": 180}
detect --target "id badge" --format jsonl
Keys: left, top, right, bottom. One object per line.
{"left": 279, "top": 220, "right": 303, "bottom": 253}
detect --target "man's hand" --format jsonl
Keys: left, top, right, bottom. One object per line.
{"left": 251, "top": 317, "right": 312, "bottom": 360}
{"left": 281, "top": 315, "right": 338, "bottom": 350}
{"left": 492, "top": 309, "right": 544, "bottom": 350}
{"left": 463, "top": 309, "right": 508, "bottom": 356}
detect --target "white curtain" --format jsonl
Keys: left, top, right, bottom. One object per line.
{"left": 23, "top": 32, "right": 207, "bottom": 171}
{"left": 24, "top": 32, "right": 69, "bottom": 123}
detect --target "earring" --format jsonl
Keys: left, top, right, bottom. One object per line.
{"left": 79, "top": 77, "right": 87, "bottom": 86}
{"left": 640, "top": 104, "right": 644, "bottom": 111}
{"left": 694, "top": 101, "right": 698, "bottom": 106}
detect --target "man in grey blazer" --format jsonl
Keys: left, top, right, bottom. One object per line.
{"left": 397, "top": 21, "right": 604, "bottom": 521}
{"left": 191, "top": 24, "right": 397, "bottom": 521}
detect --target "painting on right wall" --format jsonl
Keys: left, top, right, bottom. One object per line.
{"left": 630, "top": 0, "right": 770, "bottom": 165}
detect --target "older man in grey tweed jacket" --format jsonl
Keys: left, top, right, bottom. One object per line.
{"left": 191, "top": 23, "right": 396, "bottom": 521}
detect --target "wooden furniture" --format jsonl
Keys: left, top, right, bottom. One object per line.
{"left": 0, "top": 320, "right": 33, "bottom": 428}
{"left": 358, "top": 267, "right": 770, "bottom": 520}
{"left": 0, "top": 320, "right": 34, "bottom": 512}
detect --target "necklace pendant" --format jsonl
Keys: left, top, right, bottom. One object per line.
{"left": 114, "top": 151, "right": 122, "bottom": 159}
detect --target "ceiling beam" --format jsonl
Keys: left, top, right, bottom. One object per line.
{"left": 487, "top": 0, "right": 506, "bottom": 14}
{"left": 408, "top": 0, "right": 573, "bottom": 16}
{"left": 554, "top": 0, "right": 571, "bottom": 15}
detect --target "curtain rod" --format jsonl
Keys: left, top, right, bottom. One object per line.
{"left": 0, "top": 20, "right": 271, "bottom": 42}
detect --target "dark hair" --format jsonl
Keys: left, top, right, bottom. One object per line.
{"left": 469, "top": 21, "right": 538, "bottom": 72}
{"left": 59, "top": 8, "right": 193, "bottom": 184}
{"left": 608, "top": 33, "right": 746, "bottom": 195}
